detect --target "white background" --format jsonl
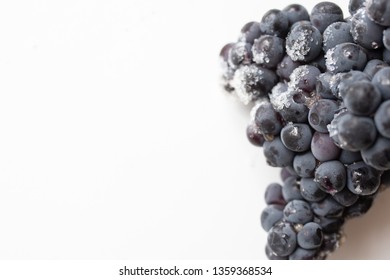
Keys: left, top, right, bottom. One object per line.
{"left": 0, "top": 0, "right": 389, "bottom": 260}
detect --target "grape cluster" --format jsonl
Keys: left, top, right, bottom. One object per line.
{"left": 220, "top": 0, "right": 390, "bottom": 260}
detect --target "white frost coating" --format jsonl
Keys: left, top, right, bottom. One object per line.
{"left": 288, "top": 65, "right": 310, "bottom": 89}
{"left": 232, "top": 65, "right": 263, "bottom": 105}
{"left": 286, "top": 28, "right": 312, "bottom": 61}
{"left": 325, "top": 47, "right": 337, "bottom": 72}
{"left": 353, "top": 171, "right": 363, "bottom": 194}
{"left": 253, "top": 50, "right": 269, "bottom": 65}
{"left": 269, "top": 87, "right": 293, "bottom": 111}
{"left": 228, "top": 42, "right": 246, "bottom": 69}
{"left": 290, "top": 126, "right": 299, "bottom": 137}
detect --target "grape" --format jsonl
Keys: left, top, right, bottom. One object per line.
{"left": 264, "top": 183, "right": 286, "bottom": 206}
{"left": 239, "top": 21, "right": 263, "bottom": 44}
{"left": 332, "top": 187, "right": 359, "bottom": 207}
{"left": 344, "top": 195, "right": 375, "bottom": 218}
{"left": 351, "top": 8, "right": 385, "bottom": 50}
{"left": 265, "top": 245, "right": 288, "bottom": 260}
{"left": 384, "top": 28, "right": 390, "bottom": 50}
{"left": 323, "top": 22, "right": 354, "bottom": 53}
{"left": 343, "top": 81, "right": 382, "bottom": 116}
{"left": 282, "top": 176, "right": 303, "bottom": 202}
{"left": 254, "top": 101, "right": 283, "bottom": 138}
{"left": 267, "top": 221, "right": 297, "bottom": 257}
{"left": 339, "top": 150, "right": 362, "bottom": 165}
{"left": 314, "top": 160, "right": 346, "bottom": 194}
{"left": 347, "top": 161, "right": 382, "bottom": 195}
{"left": 252, "top": 35, "right": 285, "bottom": 68}
{"left": 246, "top": 121, "right": 265, "bottom": 147}
{"left": 325, "top": 43, "right": 367, "bottom": 73}
{"left": 366, "top": 0, "right": 390, "bottom": 27}
{"left": 316, "top": 216, "right": 345, "bottom": 233}
{"left": 372, "top": 67, "right": 390, "bottom": 100}
{"left": 337, "top": 70, "right": 371, "bottom": 99}
{"left": 297, "top": 222, "right": 323, "bottom": 249}
{"left": 269, "top": 88, "right": 309, "bottom": 123}
{"left": 374, "top": 100, "right": 390, "bottom": 138}
{"left": 361, "top": 136, "right": 390, "bottom": 170}
{"left": 260, "top": 9, "right": 289, "bottom": 38}
{"left": 282, "top": 4, "right": 310, "bottom": 26}
{"left": 333, "top": 113, "right": 377, "bottom": 152}
{"left": 293, "top": 151, "right": 317, "bottom": 178}
{"left": 280, "top": 123, "right": 312, "bottom": 152}
{"left": 276, "top": 55, "right": 301, "bottom": 81}
{"left": 300, "top": 177, "right": 327, "bottom": 202}
{"left": 289, "top": 248, "right": 317, "bottom": 260}
{"left": 228, "top": 42, "right": 253, "bottom": 69}
{"left": 311, "top": 132, "right": 341, "bottom": 162}
{"left": 383, "top": 48, "right": 390, "bottom": 64}
{"left": 349, "top": 0, "right": 366, "bottom": 15}
{"left": 261, "top": 204, "right": 284, "bottom": 231}
{"left": 281, "top": 167, "right": 298, "bottom": 182}
{"left": 283, "top": 200, "right": 313, "bottom": 224}
{"left": 263, "top": 137, "right": 295, "bottom": 167}
{"left": 363, "top": 59, "right": 389, "bottom": 78}
{"left": 310, "top": 2, "right": 344, "bottom": 33}
{"left": 309, "top": 99, "right": 339, "bottom": 133}
{"left": 289, "top": 65, "right": 321, "bottom": 93}
{"left": 311, "top": 196, "right": 345, "bottom": 218}
{"left": 232, "top": 64, "right": 278, "bottom": 104}
{"left": 316, "top": 72, "right": 337, "bottom": 100}
{"left": 286, "top": 22, "right": 322, "bottom": 62}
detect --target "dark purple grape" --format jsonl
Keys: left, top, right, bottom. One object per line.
{"left": 246, "top": 121, "right": 266, "bottom": 147}
{"left": 374, "top": 100, "right": 390, "bottom": 138}
{"left": 289, "top": 248, "right": 317, "bottom": 260}
{"left": 263, "top": 137, "right": 295, "bottom": 167}
{"left": 276, "top": 55, "right": 301, "bottom": 81}
{"left": 325, "top": 43, "right": 367, "bottom": 73}
{"left": 384, "top": 28, "right": 390, "bottom": 50}
{"left": 228, "top": 42, "right": 253, "bottom": 69}
{"left": 300, "top": 177, "right": 327, "bottom": 202}
{"left": 265, "top": 183, "right": 286, "bottom": 205}
{"left": 323, "top": 22, "right": 354, "bottom": 53}
{"left": 366, "top": 0, "right": 390, "bottom": 26}
{"left": 332, "top": 187, "right": 359, "bottom": 207}
{"left": 343, "top": 81, "right": 382, "bottom": 116}
{"left": 380, "top": 170, "right": 390, "bottom": 189}
{"left": 252, "top": 35, "right": 285, "bottom": 69}
{"left": 261, "top": 204, "right": 284, "bottom": 231}
{"left": 333, "top": 113, "right": 377, "bottom": 152}
{"left": 383, "top": 48, "right": 390, "bottom": 64}
{"left": 232, "top": 64, "right": 278, "bottom": 104}
{"left": 308, "top": 99, "right": 339, "bottom": 133}
{"left": 297, "top": 222, "right": 323, "bottom": 249}
{"left": 283, "top": 4, "right": 310, "bottom": 26}
{"left": 311, "top": 132, "right": 341, "bottom": 162}
{"left": 363, "top": 59, "right": 389, "bottom": 78}
{"left": 344, "top": 195, "right": 375, "bottom": 218}
{"left": 339, "top": 150, "right": 362, "bottom": 165}
{"left": 281, "top": 167, "right": 298, "bottom": 182}
{"left": 311, "top": 196, "right": 345, "bottom": 218}
{"left": 309, "top": 52, "right": 327, "bottom": 72}
{"left": 267, "top": 221, "right": 297, "bottom": 257}
{"left": 315, "top": 216, "right": 345, "bottom": 233}
{"left": 349, "top": 0, "right": 366, "bottom": 15}
{"left": 254, "top": 101, "right": 283, "bottom": 137}
{"left": 283, "top": 200, "right": 313, "bottom": 224}
{"left": 310, "top": 2, "right": 344, "bottom": 33}
{"left": 337, "top": 70, "right": 371, "bottom": 99}
{"left": 265, "top": 245, "right": 288, "bottom": 260}
{"left": 269, "top": 88, "right": 309, "bottom": 123}
{"left": 260, "top": 9, "right": 289, "bottom": 38}
{"left": 239, "top": 21, "right": 263, "bottom": 44}
{"left": 288, "top": 65, "right": 321, "bottom": 93}
{"left": 293, "top": 151, "right": 317, "bottom": 178}
{"left": 347, "top": 161, "right": 383, "bottom": 196}
{"left": 286, "top": 22, "right": 322, "bottom": 62}
{"left": 316, "top": 72, "right": 337, "bottom": 100}
{"left": 282, "top": 176, "right": 303, "bottom": 202}
{"left": 361, "top": 137, "right": 390, "bottom": 170}
{"left": 314, "top": 160, "right": 346, "bottom": 194}
{"left": 281, "top": 123, "right": 312, "bottom": 152}
{"left": 372, "top": 67, "right": 390, "bottom": 100}
{"left": 351, "top": 8, "right": 385, "bottom": 49}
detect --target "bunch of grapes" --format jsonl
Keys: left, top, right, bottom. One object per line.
{"left": 220, "top": 0, "right": 390, "bottom": 260}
